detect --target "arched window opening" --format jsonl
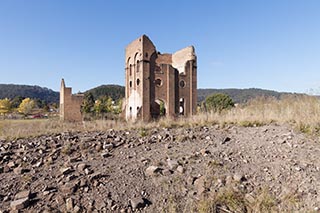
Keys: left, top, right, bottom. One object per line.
{"left": 179, "top": 98, "right": 185, "bottom": 115}
{"left": 136, "top": 60, "right": 140, "bottom": 72}
{"left": 129, "top": 65, "right": 132, "bottom": 76}
{"left": 179, "top": 80, "right": 186, "bottom": 88}
{"left": 155, "top": 78, "right": 162, "bottom": 87}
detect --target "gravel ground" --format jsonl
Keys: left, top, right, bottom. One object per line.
{"left": 1, "top": 124, "right": 320, "bottom": 212}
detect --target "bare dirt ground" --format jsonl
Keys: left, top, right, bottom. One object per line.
{"left": 1, "top": 124, "right": 320, "bottom": 212}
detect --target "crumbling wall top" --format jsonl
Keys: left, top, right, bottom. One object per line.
{"left": 125, "top": 34, "right": 156, "bottom": 64}
{"left": 172, "top": 46, "right": 196, "bottom": 74}
{"left": 156, "top": 53, "right": 172, "bottom": 65}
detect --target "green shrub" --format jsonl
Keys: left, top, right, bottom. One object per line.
{"left": 205, "top": 93, "right": 235, "bottom": 113}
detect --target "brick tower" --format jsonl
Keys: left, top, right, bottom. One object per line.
{"left": 125, "top": 35, "right": 197, "bottom": 121}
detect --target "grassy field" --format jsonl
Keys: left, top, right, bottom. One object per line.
{"left": 1, "top": 95, "right": 320, "bottom": 140}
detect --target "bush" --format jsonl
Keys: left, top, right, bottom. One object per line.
{"left": 205, "top": 93, "right": 234, "bottom": 112}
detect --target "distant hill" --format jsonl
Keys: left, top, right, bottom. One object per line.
{"left": 198, "top": 88, "right": 301, "bottom": 103}
{"left": 86, "top": 85, "right": 302, "bottom": 104}
{"left": 0, "top": 84, "right": 305, "bottom": 105}
{"left": 0, "top": 84, "right": 59, "bottom": 103}
{"left": 85, "top": 85, "right": 125, "bottom": 101}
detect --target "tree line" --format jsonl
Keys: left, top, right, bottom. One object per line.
{"left": 0, "top": 97, "right": 53, "bottom": 117}
{"left": 81, "top": 93, "right": 123, "bottom": 120}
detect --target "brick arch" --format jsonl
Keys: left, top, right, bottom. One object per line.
{"left": 134, "top": 52, "right": 140, "bottom": 73}
{"left": 126, "top": 57, "right": 131, "bottom": 66}
{"left": 151, "top": 98, "right": 167, "bottom": 119}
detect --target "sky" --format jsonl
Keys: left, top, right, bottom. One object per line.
{"left": 0, "top": 0, "right": 320, "bottom": 94}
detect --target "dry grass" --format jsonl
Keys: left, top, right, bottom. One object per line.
{"left": 1, "top": 95, "right": 320, "bottom": 139}
{"left": 190, "top": 95, "right": 320, "bottom": 134}
{"left": 0, "top": 119, "right": 121, "bottom": 140}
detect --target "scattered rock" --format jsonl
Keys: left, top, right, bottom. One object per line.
{"left": 7, "top": 161, "right": 16, "bottom": 168}
{"left": 66, "top": 197, "right": 74, "bottom": 211}
{"left": 221, "top": 136, "right": 231, "bottom": 144}
{"left": 10, "top": 198, "right": 29, "bottom": 210}
{"left": 162, "top": 169, "right": 173, "bottom": 176}
{"left": 89, "top": 172, "right": 104, "bottom": 181}
{"left": 130, "top": 197, "right": 145, "bottom": 210}
{"left": 233, "top": 173, "right": 246, "bottom": 182}
{"left": 167, "top": 159, "right": 179, "bottom": 170}
{"left": 177, "top": 165, "right": 184, "bottom": 173}
{"left": 194, "top": 176, "right": 206, "bottom": 195}
{"left": 77, "top": 163, "right": 89, "bottom": 172}
{"left": 15, "top": 190, "right": 30, "bottom": 200}
{"left": 13, "top": 167, "right": 23, "bottom": 175}
{"left": 245, "top": 193, "right": 255, "bottom": 204}
{"left": 101, "top": 152, "right": 111, "bottom": 158}
{"left": 200, "top": 149, "right": 210, "bottom": 156}
{"left": 60, "top": 182, "right": 77, "bottom": 195}
{"left": 13, "top": 167, "right": 29, "bottom": 175}
{"left": 73, "top": 205, "right": 81, "bottom": 213}
{"left": 0, "top": 125, "right": 318, "bottom": 211}
{"left": 146, "top": 166, "right": 161, "bottom": 176}
{"left": 103, "top": 143, "right": 114, "bottom": 150}
{"left": 60, "top": 167, "right": 74, "bottom": 175}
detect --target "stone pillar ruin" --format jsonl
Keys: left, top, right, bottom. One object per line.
{"left": 59, "top": 79, "right": 84, "bottom": 122}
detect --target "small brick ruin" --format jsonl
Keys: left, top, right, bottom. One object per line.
{"left": 125, "top": 35, "right": 197, "bottom": 121}
{"left": 59, "top": 79, "right": 83, "bottom": 122}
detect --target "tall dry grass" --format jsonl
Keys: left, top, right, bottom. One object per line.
{"left": 191, "top": 95, "right": 320, "bottom": 127}
{"left": 0, "top": 119, "right": 122, "bottom": 140}
{"left": 1, "top": 95, "right": 320, "bottom": 139}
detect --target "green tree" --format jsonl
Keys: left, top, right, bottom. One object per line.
{"left": 81, "top": 92, "right": 95, "bottom": 114}
{"left": 11, "top": 96, "right": 24, "bottom": 108}
{"left": 159, "top": 101, "right": 165, "bottom": 116}
{"left": 18, "top": 98, "right": 35, "bottom": 115}
{"left": 205, "top": 93, "right": 235, "bottom": 113}
{"left": 105, "top": 97, "right": 113, "bottom": 113}
{"left": 94, "top": 99, "right": 104, "bottom": 116}
{"left": 0, "top": 98, "right": 12, "bottom": 115}
{"left": 113, "top": 99, "right": 123, "bottom": 114}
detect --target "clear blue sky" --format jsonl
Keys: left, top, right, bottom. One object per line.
{"left": 0, "top": 0, "right": 320, "bottom": 94}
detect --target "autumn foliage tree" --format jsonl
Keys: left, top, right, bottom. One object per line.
{"left": 18, "top": 98, "right": 35, "bottom": 115}
{"left": 0, "top": 98, "right": 12, "bottom": 115}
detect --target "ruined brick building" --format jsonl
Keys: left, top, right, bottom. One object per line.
{"left": 125, "top": 35, "right": 197, "bottom": 121}
{"left": 60, "top": 79, "right": 84, "bottom": 122}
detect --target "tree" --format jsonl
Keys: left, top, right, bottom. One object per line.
{"left": 18, "top": 98, "right": 35, "bottom": 115}
{"left": 113, "top": 99, "right": 123, "bottom": 114}
{"left": 0, "top": 98, "right": 12, "bottom": 115}
{"left": 81, "top": 92, "right": 95, "bottom": 114}
{"left": 159, "top": 100, "right": 165, "bottom": 116}
{"left": 105, "top": 97, "right": 113, "bottom": 113}
{"left": 11, "top": 96, "right": 24, "bottom": 108}
{"left": 205, "top": 93, "right": 234, "bottom": 113}
{"left": 94, "top": 99, "right": 104, "bottom": 116}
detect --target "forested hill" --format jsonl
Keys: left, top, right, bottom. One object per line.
{"left": 0, "top": 84, "right": 59, "bottom": 103}
{"left": 86, "top": 85, "right": 301, "bottom": 104}
{"left": 85, "top": 84, "right": 125, "bottom": 101}
{"left": 198, "top": 88, "right": 301, "bottom": 103}
{"left": 0, "top": 84, "right": 304, "bottom": 104}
